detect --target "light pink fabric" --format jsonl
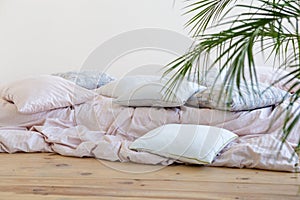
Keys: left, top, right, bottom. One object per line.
{"left": 0, "top": 69, "right": 299, "bottom": 172}
{"left": 245, "top": 67, "right": 300, "bottom": 93}
{"left": 0, "top": 75, "right": 96, "bottom": 114}
{"left": 0, "top": 99, "right": 75, "bottom": 127}
{"left": 75, "top": 95, "right": 300, "bottom": 145}
{"left": 0, "top": 129, "right": 52, "bottom": 153}
{"left": 211, "top": 134, "right": 299, "bottom": 171}
{"left": 0, "top": 95, "right": 298, "bottom": 172}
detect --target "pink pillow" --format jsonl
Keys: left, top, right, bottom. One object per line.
{"left": 0, "top": 75, "right": 96, "bottom": 114}
{"left": 246, "top": 67, "right": 300, "bottom": 93}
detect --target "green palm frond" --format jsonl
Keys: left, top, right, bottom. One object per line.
{"left": 166, "top": 0, "right": 300, "bottom": 148}
{"left": 184, "top": 0, "right": 236, "bottom": 36}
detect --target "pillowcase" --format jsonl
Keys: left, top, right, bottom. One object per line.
{"left": 0, "top": 75, "right": 96, "bottom": 114}
{"left": 96, "top": 75, "right": 161, "bottom": 98}
{"left": 130, "top": 124, "right": 238, "bottom": 164}
{"left": 52, "top": 70, "right": 115, "bottom": 90}
{"left": 186, "top": 82, "right": 289, "bottom": 111}
{"left": 109, "top": 76, "right": 205, "bottom": 107}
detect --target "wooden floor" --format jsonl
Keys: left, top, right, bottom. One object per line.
{"left": 0, "top": 153, "right": 299, "bottom": 200}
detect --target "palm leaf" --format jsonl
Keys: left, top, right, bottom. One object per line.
{"left": 166, "top": 0, "right": 300, "bottom": 148}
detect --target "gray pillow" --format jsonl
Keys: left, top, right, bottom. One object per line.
{"left": 186, "top": 82, "right": 289, "bottom": 111}
{"left": 52, "top": 70, "right": 115, "bottom": 90}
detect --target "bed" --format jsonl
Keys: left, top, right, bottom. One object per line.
{"left": 0, "top": 68, "right": 299, "bottom": 172}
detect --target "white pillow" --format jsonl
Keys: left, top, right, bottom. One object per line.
{"left": 107, "top": 75, "right": 204, "bottom": 107}
{"left": 96, "top": 75, "right": 161, "bottom": 98}
{"left": 0, "top": 75, "right": 96, "bottom": 114}
{"left": 130, "top": 124, "right": 238, "bottom": 164}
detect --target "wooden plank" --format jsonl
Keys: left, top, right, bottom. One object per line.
{"left": 0, "top": 177, "right": 300, "bottom": 195}
{"left": 0, "top": 153, "right": 299, "bottom": 200}
{"left": 0, "top": 187, "right": 299, "bottom": 200}
{"left": 0, "top": 153, "right": 299, "bottom": 184}
{"left": 0, "top": 193, "right": 168, "bottom": 200}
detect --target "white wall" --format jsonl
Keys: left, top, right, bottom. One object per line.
{"left": 0, "top": 0, "right": 188, "bottom": 83}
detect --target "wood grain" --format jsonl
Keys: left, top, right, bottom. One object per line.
{"left": 0, "top": 153, "right": 299, "bottom": 200}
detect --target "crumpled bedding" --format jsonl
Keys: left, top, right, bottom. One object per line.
{"left": 0, "top": 94, "right": 299, "bottom": 172}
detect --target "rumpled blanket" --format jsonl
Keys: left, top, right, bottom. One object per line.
{"left": 0, "top": 95, "right": 299, "bottom": 172}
